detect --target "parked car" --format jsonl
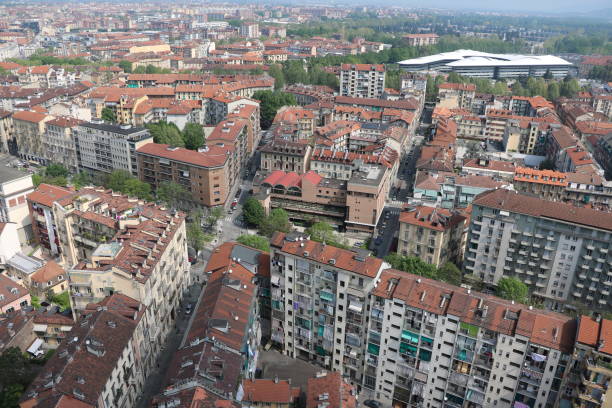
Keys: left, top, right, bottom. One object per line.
{"left": 364, "top": 400, "right": 381, "bottom": 408}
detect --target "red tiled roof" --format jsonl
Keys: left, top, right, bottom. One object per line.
{"left": 272, "top": 233, "right": 384, "bottom": 278}
{"left": 30, "top": 260, "right": 65, "bottom": 284}
{"left": 137, "top": 143, "right": 229, "bottom": 168}
{"left": 340, "top": 63, "right": 384, "bottom": 72}
{"left": 12, "top": 110, "right": 49, "bottom": 123}
{"left": 576, "top": 315, "right": 612, "bottom": 355}
{"left": 242, "top": 379, "right": 298, "bottom": 404}
{"left": 306, "top": 371, "right": 356, "bottom": 408}
{"left": 473, "top": 188, "right": 612, "bottom": 231}
{"left": 439, "top": 82, "right": 476, "bottom": 91}
{"left": 399, "top": 205, "right": 466, "bottom": 232}
{"left": 27, "top": 184, "right": 74, "bottom": 208}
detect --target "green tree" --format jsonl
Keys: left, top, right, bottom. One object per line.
{"left": 48, "top": 291, "right": 70, "bottom": 311}
{"left": 156, "top": 181, "right": 190, "bottom": 209}
{"left": 118, "top": 60, "right": 132, "bottom": 73}
{"left": 237, "top": 234, "right": 270, "bottom": 252}
{"left": 182, "top": 123, "right": 205, "bottom": 150}
{"left": 268, "top": 64, "right": 285, "bottom": 90}
{"left": 385, "top": 69, "right": 401, "bottom": 91}
{"left": 45, "top": 163, "right": 69, "bottom": 178}
{"left": 206, "top": 207, "right": 225, "bottom": 226}
{"left": 72, "top": 172, "right": 92, "bottom": 189}
{"left": 252, "top": 90, "right": 297, "bottom": 129}
{"left": 104, "top": 170, "right": 151, "bottom": 200}
{"left": 512, "top": 81, "right": 527, "bottom": 96}
{"left": 496, "top": 277, "right": 529, "bottom": 303}
{"left": 187, "top": 221, "right": 206, "bottom": 252}
{"left": 547, "top": 82, "right": 561, "bottom": 101}
{"left": 260, "top": 208, "right": 291, "bottom": 237}
{"left": 101, "top": 107, "right": 116, "bottom": 123}
{"left": 543, "top": 69, "right": 553, "bottom": 80}
{"left": 437, "top": 262, "right": 462, "bottom": 286}
{"left": 0, "top": 347, "right": 38, "bottom": 405}
{"left": 146, "top": 121, "right": 185, "bottom": 147}
{"left": 306, "top": 221, "right": 336, "bottom": 243}
{"left": 384, "top": 253, "right": 439, "bottom": 280}
{"left": 242, "top": 197, "right": 266, "bottom": 226}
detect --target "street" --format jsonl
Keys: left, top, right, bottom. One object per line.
{"left": 369, "top": 207, "right": 400, "bottom": 258}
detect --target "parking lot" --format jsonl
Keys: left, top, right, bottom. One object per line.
{"left": 257, "top": 350, "right": 321, "bottom": 390}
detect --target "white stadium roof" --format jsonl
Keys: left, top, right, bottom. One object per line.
{"left": 397, "top": 49, "right": 572, "bottom": 67}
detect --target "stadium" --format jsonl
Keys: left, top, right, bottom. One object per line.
{"left": 397, "top": 49, "right": 573, "bottom": 79}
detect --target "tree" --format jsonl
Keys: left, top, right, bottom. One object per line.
{"left": 385, "top": 69, "right": 401, "bottom": 91}
{"left": 72, "top": 172, "right": 91, "bottom": 189}
{"left": 118, "top": 60, "right": 132, "bottom": 73}
{"left": 237, "top": 234, "right": 270, "bottom": 252}
{"left": 384, "top": 253, "right": 439, "bottom": 280}
{"left": 101, "top": 107, "right": 116, "bottom": 123}
{"left": 268, "top": 64, "right": 285, "bottom": 90}
{"left": 260, "top": 208, "right": 291, "bottom": 237}
{"left": 157, "top": 181, "right": 190, "bottom": 209}
{"left": 45, "top": 163, "right": 68, "bottom": 178}
{"left": 0, "top": 347, "right": 39, "bottom": 405}
{"left": 437, "top": 262, "right": 462, "bottom": 286}
{"left": 103, "top": 170, "right": 152, "bottom": 200}
{"left": 242, "top": 197, "right": 266, "bottom": 226}
{"left": 187, "top": 221, "right": 206, "bottom": 252}
{"left": 543, "top": 69, "right": 553, "bottom": 80}
{"left": 306, "top": 222, "right": 336, "bottom": 243}
{"left": 547, "top": 82, "right": 561, "bottom": 101}
{"left": 146, "top": 121, "right": 184, "bottom": 147}
{"left": 182, "top": 123, "right": 205, "bottom": 150}
{"left": 252, "top": 90, "right": 297, "bottom": 129}
{"left": 48, "top": 291, "right": 70, "bottom": 311}
{"left": 206, "top": 207, "right": 225, "bottom": 226}
{"left": 496, "top": 277, "right": 529, "bottom": 303}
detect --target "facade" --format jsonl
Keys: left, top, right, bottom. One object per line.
{"left": 0, "top": 110, "right": 13, "bottom": 154}
{"left": 398, "top": 50, "right": 572, "bottom": 79}
{"left": 240, "top": 22, "right": 260, "bottom": 38}
{"left": 397, "top": 205, "right": 467, "bottom": 267}
{"left": 565, "top": 315, "right": 612, "bottom": 408}
{"left": 137, "top": 143, "right": 232, "bottom": 207}
{"left": 5, "top": 258, "right": 67, "bottom": 296}
{"left": 259, "top": 140, "right": 312, "bottom": 173}
{"left": 464, "top": 188, "right": 612, "bottom": 311}
{"left": 340, "top": 64, "right": 386, "bottom": 99}
{"left": 0, "top": 273, "right": 30, "bottom": 313}
{"left": 269, "top": 232, "right": 387, "bottom": 383}
{"left": 363, "top": 269, "right": 576, "bottom": 408}
{"left": 461, "top": 158, "right": 516, "bottom": 180}
{"left": 437, "top": 83, "right": 476, "bottom": 110}
{"left": 12, "top": 110, "right": 53, "bottom": 164}
{"left": 0, "top": 154, "right": 35, "bottom": 244}
{"left": 403, "top": 34, "right": 439, "bottom": 47}
{"left": 513, "top": 167, "right": 568, "bottom": 202}
{"left": 43, "top": 117, "right": 83, "bottom": 174}
{"left": 32, "top": 311, "right": 74, "bottom": 350}
{"left": 20, "top": 294, "right": 152, "bottom": 408}
{"left": 75, "top": 121, "right": 153, "bottom": 176}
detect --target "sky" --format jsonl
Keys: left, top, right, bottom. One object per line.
{"left": 357, "top": 0, "right": 611, "bottom": 13}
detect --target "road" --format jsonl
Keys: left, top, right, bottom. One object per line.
{"left": 369, "top": 207, "right": 400, "bottom": 258}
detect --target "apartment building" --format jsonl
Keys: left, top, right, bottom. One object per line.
{"left": 463, "top": 188, "right": 612, "bottom": 311}
{"left": 43, "top": 117, "right": 83, "bottom": 174}
{"left": 592, "top": 94, "right": 612, "bottom": 119}
{"left": 437, "top": 83, "right": 476, "bottom": 110}
{"left": 306, "top": 371, "right": 356, "bottom": 408}
{"left": 461, "top": 158, "right": 516, "bottom": 180}
{"left": 0, "top": 110, "right": 13, "bottom": 154}
{"left": 240, "top": 379, "right": 301, "bottom": 408}
{"left": 565, "top": 315, "right": 612, "bottom": 408}
{"left": 309, "top": 148, "right": 398, "bottom": 181}
{"left": 12, "top": 110, "right": 53, "bottom": 164}
{"left": 0, "top": 154, "right": 35, "bottom": 244}
{"left": 259, "top": 140, "right": 312, "bottom": 173}
{"left": 20, "top": 294, "right": 152, "bottom": 408}
{"left": 0, "top": 273, "right": 30, "bottom": 313}
{"left": 397, "top": 205, "right": 467, "bottom": 267}
{"left": 340, "top": 64, "right": 386, "bottom": 99}
{"left": 31, "top": 310, "right": 74, "bottom": 350}
{"left": 241, "top": 22, "right": 260, "bottom": 38}
{"left": 75, "top": 121, "right": 153, "bottom": 176}
{"left": 206, "top": 119, "right": 250, "bottom": 175}
{"left": 4, "top": 258, "right": 67, "bottom": 296}
{"left": 403, "top": 33, "right": 439, "bottom": 47}
{"left": 363, "top": 269, "right": 576, "bottom": 408}
{"left": 27, "top": 184, "right": 191, "bottom": 364}
{"left": 137, "top": 143, "right": 232, "bottom": 207}
{"left": 27, "top": 183, "right": 73, "bottom": 257}
{"left": 513, "top": 167, "right": 568, "bottom": 202}
{"left": 269, "top": 232, "right": 388, "bottom": 383}
{"left": 255, "top": 162, "right": 392, "bottom": 234}
{"left": 160, "top": 243, "right": 260, "bottom": 402}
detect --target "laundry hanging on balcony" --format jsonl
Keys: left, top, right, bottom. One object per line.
{"left": 530, "top": 352, "right": 547, "bottom": 362}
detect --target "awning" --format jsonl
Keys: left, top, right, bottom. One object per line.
{"left": 400, "top": 342, "right": 418, "bottom": 356}
{"left": 271, "top": 275, "right": 281, "bottom": 286}
{"left": 320, "top": 291, "right": 334, "bottom": 302}
{"left": 368, "top": 343, "right": 380, "bottom": 356}
{"left": 33, "top": 324, "right": 48, "bottom": 332}
{"left": 401, "top": 330, "right": 419, "bottom": 343}
{"left": 60, "top": 326, "right": 72, "bottom": 332}
{"left": 27, "top": 338, "right": 44, "bottom": 355}
{"left": 531, "top": 352, "right": 547, "bottom": 362}
{"left": 348, "top": 301, "right": 363, "bottom": 313}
